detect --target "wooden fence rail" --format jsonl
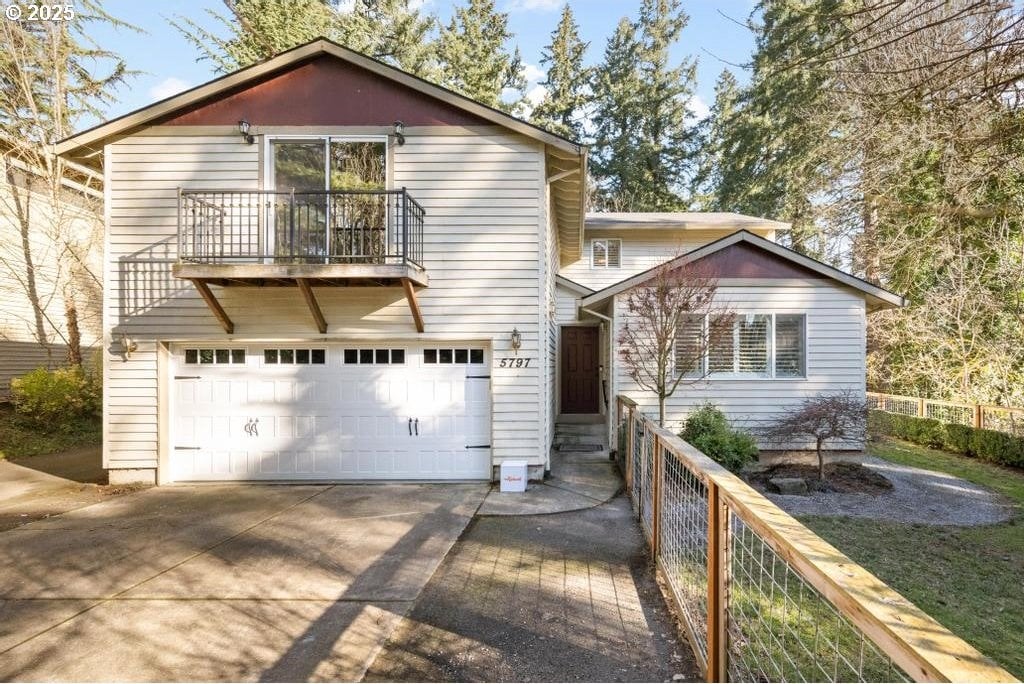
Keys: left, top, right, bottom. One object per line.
{"left": 867, "top": 391, "right": 1024, "bottom": 437}
{"left": 615, "top": 395, "right": 1017, "bottom": 683}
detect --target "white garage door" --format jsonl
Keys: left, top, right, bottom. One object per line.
{"left": 171, "top": 343, "right": 491, "bottom": 481}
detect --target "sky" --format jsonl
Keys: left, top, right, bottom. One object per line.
{"left": 85, "top": 0, "right": 758, "bottom": 128}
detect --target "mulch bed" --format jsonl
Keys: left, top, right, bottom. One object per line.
{"left": 747, "top": 462, "right": 894, "bottom": 495}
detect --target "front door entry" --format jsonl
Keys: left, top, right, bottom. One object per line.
{"left": 560, "top": 326, "right": 600, "bottom": 414}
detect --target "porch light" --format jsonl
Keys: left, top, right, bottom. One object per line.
{"left": 511, "top": 328, "right": 522, "bottom": 354}
{"left": 393, "top": 120, "right": 406, "bottom": 146}
{"left": 237, "top": 119, "right": 255, "bottom": 144}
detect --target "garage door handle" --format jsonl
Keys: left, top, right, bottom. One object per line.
{"left": 408, "top": 418, "right": 413, "bottom": 436}
{"left": 465, "top": 444, "right": 491, "bottom": 449}
{"left": 414, "top": 418, "right": 419, "bottom": 436}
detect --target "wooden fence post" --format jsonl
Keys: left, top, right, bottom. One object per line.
{"left": 974, "top": 404, "right": 983, "bottom": 429}
{"left": 651, "top": 435, "right": 662, "bottom": 557}
{"left": 626, "top": 406, "right": 635, "bottom": 492}
{"left": 918, "top": 398, "right": 926, "bottom": 418}
{"left": 706, "top": 484, "right": 729, "bottom": 682}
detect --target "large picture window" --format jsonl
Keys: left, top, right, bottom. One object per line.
{"left": 676, "top": 313, "right": 806, "bottom": 379}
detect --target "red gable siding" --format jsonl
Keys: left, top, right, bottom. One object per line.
{"left": 159, "top": 55, "right": 490, "bottom": 127}
{"left": 688, "top": 241, "right": 827, "bottom": 280}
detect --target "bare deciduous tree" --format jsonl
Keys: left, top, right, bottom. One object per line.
{"left": 760, "top": 390, "right": 868, "bottom": 481}
{"left": 618, "top": 260, "right": 732, "bottom": 426}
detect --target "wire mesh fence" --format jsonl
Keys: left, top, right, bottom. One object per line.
{"left": 869, "top": 391, "right": 1024, "bottom": 437}
{"left": 613, "top": 395, "right": 1014, "bottom": 683}
{"left": 659, "top": 447, "right": 711, "bottom": 668}
{"left": 727, "top": 518, "right": 910, "bottom": 683}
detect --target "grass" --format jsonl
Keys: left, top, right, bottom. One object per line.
{"left": 0, "top": 403, "right": 101, "bottom": 459}
{"left": 800, "top": 438, "right": 1024, "bottom": 679}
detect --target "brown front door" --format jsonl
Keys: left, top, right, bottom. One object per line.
{"left": 560, "top": 326, "right": 600, "bottom": 414}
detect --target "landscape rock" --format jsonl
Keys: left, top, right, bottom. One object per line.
{"left": 769, "top": 477, "right": 808, "bottom": 495}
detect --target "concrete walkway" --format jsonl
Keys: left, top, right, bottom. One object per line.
{"left": 478, "top": 451, "right": 622, "bottom": 516}
{"left": 0, "top": 483, "right": 487, "bottom": 682}
{"left": 364, "top": 493, "right": 697, "bottom": 682}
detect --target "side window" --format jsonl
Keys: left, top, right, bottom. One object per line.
{"left": 591, "top": 239, "right": 621, "bottom": 268}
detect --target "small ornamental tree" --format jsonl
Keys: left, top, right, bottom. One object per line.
{"left": 618, "top": 260, "right": 732, "bottom": 426}
{"left": 760, "top": 390, "right": 869, "bottom": 481}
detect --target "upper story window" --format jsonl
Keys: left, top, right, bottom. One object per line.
{"left": 676, "top": 313, "right": 806, "bottom": 379}
{"left": 591, "top": 238, "right": 621, "bottom": 268}
{"left": 271, "top": 137, "right": 386, "bottom": 191}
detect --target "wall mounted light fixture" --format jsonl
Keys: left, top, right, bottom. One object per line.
{"left": 510, "top": 327, "right": 522, "bottom": 354}
{"left": 120, "top": 333, "right": 137, "bottom": 359}
{"left": 393, "top": 120, "right": 406, "bottom": 146}
{"left": 237, "top": 119, "right": 255, "bottom": 144}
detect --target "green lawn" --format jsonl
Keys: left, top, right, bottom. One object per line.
{"left": 0, "top": 404, "right": 101, "bottom": 459}
{"left": 800, "top": 439, "right": 1024, "bottom": 679}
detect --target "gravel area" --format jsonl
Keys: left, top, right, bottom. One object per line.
{"left": 758, "top": 456, "right": 1014, "bottom": 526}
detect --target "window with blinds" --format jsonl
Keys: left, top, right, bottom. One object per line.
{"left": 737, "top": 314, "right": 770, "bottom": 375}
{"left": 674, "top": 313, "right": 807, "bottom": 379}
{"left": 774, "top": 314, "right": 805, "bottom": 377}
{"left": 591, "top": 238, "right": 621, "bottom": 268}
{"left": 675, "top": 314, "right": 705, "bottom": 376}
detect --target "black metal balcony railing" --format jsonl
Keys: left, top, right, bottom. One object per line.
{"left": 178, "top": 189, "right": 425, "bottom": 267}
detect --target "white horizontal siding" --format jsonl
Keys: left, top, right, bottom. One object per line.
{"left": 561, "top": 228, "right": 755, "bottom": 291}
{"left": 104, "top": 130, "right": 546, "bottom": 472}
{"left": 615, "top": 284, "right": 867, "bottom": 450}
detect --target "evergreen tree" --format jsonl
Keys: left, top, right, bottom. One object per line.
{"left": 530, "top": 4, "right": 589, "bottom": 140}
{"left": 590, "top": 18, "right": 644, "bottom": 209}
{"left": 435, "top": 0, "right": 526, "bottom": 112}
{"left": 173, "top": 0, "right": 437, "bottom": 76}
{"left": 690, "top": 69, "right": 739, "bottom": 209}
{"left": 590, "top": 0, "right": 697, "bottom": 210}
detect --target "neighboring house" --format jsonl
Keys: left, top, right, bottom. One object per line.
{"left": 0, "top": 146, "right": 103, "bottom": 397}
{"left": 56, "top": 39, "right": 902, "bottom": 485}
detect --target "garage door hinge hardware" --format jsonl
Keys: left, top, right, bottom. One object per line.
{"left": 465, "top": 444, "right": 491, "bottom": 449}
{"left": 174, "top": 446, "right": 201, "bottom": 450}
{"left": 174, "top": 375, "right": 201, "bottom": 380}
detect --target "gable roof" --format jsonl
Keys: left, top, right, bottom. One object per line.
{"left": 54, "top": 37, "right": 587, "bottom": 262}
{"left": 555, "top": 275, "right": 594, "bottom": 295}
{"left": 579, "top": 230, "right": 906, "bottom": 311}
{"left": 55, "top": 37, "right": 583, "bottom": 158}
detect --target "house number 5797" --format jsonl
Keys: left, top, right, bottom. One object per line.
{"left": 498, "top": 357, "right": 531, "bottom": 368}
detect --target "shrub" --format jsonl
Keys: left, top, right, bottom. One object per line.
{"left": 868, "top": 409, "right": 1024, "bottom": 469}
{"left": 943, "top": 423, "right": 974, "bottom": 455}
{"left": 681, "top": 404, "right": 758, "bottom": 473}
{"left": 10, "top": 366, "right": 100, "bottom": 430}
{"left": 970, "top": 429, "right": 1024, "bottom": 468}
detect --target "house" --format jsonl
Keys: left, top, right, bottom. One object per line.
{"left": 0, "top": 143, "right": 103, "bottom": 397}
{"left": 56, "top": 39, "right": 903, "bottom": 485}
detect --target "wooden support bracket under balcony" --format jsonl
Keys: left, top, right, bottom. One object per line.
{"left": 401, "top": 277, "right": 425, "bottom": 333}
{"left": 190, "top": 279, "right": 234, "bottom": 334}
{"left": 296, "top": 278, "right": 328, "bottom": 334}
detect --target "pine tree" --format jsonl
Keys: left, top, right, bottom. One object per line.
{"left": 435, "top": 0, "right": 526, "bottom": 112}
{"left": 590, "top": 18, "right": 644, "bottom": 209}
{"left": 530, "top": 4, "right": 589, "bottom": 140}
{"left": 590, "top": 0, "right": 698, "bottom": 210}
{"left": 690, "top": 69, "right": 740, "bottom": 209}
{"left": 173, "top": 0, "right": 437, "bottom": 77}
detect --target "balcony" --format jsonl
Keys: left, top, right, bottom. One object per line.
{"left": 173, "top": 188, "right": 427, "bottom": 334}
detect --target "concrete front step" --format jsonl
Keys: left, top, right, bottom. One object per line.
{"left": 555, "top": 433, "right": 608, "bottom": 446}
{"left": 554, "top": 424, "right": 607, "bottom": 436}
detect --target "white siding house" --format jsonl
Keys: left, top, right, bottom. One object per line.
{"left": 57, "top": 39, "right": 901, "bottom": 485}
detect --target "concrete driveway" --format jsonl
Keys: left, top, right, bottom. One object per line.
{"left": 0, "top": 483, "right": 487, "bottom": 682}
